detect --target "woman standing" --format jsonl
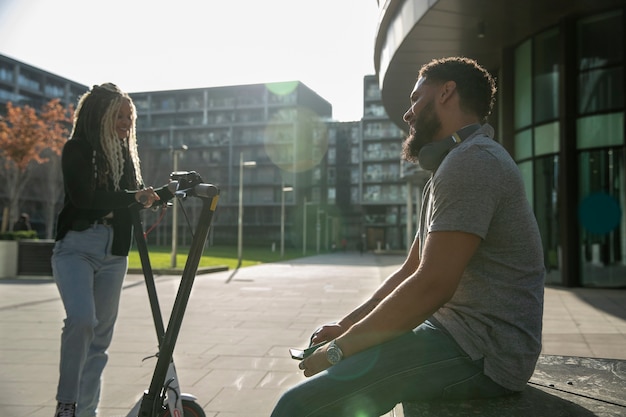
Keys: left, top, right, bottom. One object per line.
{"left": 51, "top": 83, "right": 171, "bottom": 417}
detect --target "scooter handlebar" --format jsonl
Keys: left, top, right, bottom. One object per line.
{"left": 168, "top": 180, "right": 219, "bottom": 200}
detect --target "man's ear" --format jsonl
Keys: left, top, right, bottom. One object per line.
{"left": 439, "top": 81, "right": 457, "bottom": 103}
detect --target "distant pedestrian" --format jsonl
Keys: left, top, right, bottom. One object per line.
{"left": 13, "top": 213, "right": 32, "bottom": 231}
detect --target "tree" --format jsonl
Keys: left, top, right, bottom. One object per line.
{"left": 0, "top": 99, "right": 73, "bottom": 232}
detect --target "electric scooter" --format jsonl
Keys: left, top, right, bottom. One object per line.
{"left": 126, "top": 171, "right": 219, "bottom": 417}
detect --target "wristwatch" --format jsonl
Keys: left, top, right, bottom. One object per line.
{"left": 326, "top": 340, "right": 344, "bottom": 365}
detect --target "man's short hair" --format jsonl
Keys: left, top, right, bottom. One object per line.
{"left": 419, "top": 57, "right": 496, "bottom": 123}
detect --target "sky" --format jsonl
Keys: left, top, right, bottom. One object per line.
{"left": 0, "top": 0, "right": 380, "bottom": 121}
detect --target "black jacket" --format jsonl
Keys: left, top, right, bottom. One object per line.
{"left": 55, "top": 138, "right": 173, "bottom": 256}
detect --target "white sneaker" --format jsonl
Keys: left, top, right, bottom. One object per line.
{"left": 54, "top": 402, "right": 76, "bottom": 417}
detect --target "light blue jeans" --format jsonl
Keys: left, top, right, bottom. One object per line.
{"left": 270, "top": 320, "right": 512, "bottom": 417}
{"left": 52, "top": 224, "right": 128, "bottom": 417}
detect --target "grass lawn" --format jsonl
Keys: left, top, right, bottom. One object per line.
{"left": 128, "top": 245, "right": 316, "bottom": 270}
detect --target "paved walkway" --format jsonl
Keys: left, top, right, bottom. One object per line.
{"left": 1, "top": 252, "right": 625, "bottom": 417}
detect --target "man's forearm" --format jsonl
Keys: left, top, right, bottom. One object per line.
{"left": 336, "top": 274, "right": 441, "bottom": 358}
{"left": 339, "top": 297, "right": 384, "bottom": 327}
{"left": 338, "top": 266, "right": 414, "bottom": 328}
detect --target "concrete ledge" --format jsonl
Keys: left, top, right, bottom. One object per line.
{"left": 373, "top": 249, "right": 406, "bottom": 256}
{"left": 1, "top": 265, "right": 229, "bottom": 281}
{"left": 127, "top": 265, "right": 228, "bottom": 275}
{"left": 401, "top": 355, "right": 626, "bottom": 416}
{"left": 0, "top": 240, "right": 18, "bottom": 279}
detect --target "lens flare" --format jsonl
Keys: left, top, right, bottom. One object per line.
{"left": 266, "top": 81, "right": 298, "bottom": 96}
{"left": 264, "top": 106, "right": 328, "bottom": 172}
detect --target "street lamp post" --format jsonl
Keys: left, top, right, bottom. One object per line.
{"left": 302, "top": 198, "right": 311, "bottom": 255}
{"left": 237, "top": 152, "right": 256, "bottom": 267}
{"left": 316, "top": 208, "right": 324, "bottom": 253}
{"left": 302, "top": 198, "right": 320, "bottom": 255}
{"left": 281, "top": 183, "right": 293, "bottom": 258}
{"left": 170, "top": 142, "right": 187, "bottom": 268}
{"left": 325, "top": 215, "right": 334, "bottom": 251}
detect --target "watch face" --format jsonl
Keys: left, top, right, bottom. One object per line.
{"left": 327, "top": 342, "right": 343, "bottom": 365}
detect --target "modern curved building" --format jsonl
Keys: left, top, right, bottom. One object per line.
{"left": 374, "top": 0, "right": 626, "bottom": 287}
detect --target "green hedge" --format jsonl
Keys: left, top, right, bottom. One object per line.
{"left": 0, "top": 230, "right": 38, "bottom": 241}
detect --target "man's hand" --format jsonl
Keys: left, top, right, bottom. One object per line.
{"left": 298, "top": 344, "right": 332, "bottom": 377}
{"left": 310, "top": 323, "right": 345, "bottom": 345}
{"left": 295, "top": 323, "right": 347, "bottom": 377}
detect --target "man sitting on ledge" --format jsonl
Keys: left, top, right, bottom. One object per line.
{"left": 270, "top": 57, "right": 545, "bottom": 417}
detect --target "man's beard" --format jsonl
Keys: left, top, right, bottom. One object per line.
{"left": 401, "top": 100, "right": 441, "bottom": 163}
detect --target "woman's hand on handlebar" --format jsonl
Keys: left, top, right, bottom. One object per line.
{"left": 135, "top": 187, "right": 160, "bottom": 208}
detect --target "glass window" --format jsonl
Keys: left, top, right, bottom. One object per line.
{"left": 134, "top": 97, "right": 150, "bottom": 111}
{"left": 365, "top": 103, "right": 387, "bottom": 117}
{"left": 18, "top": 72, "right": 40, "bottom": 91}
{"left": 327, "top": 167, "right": 336, "bottom": 185}
{"left": 153, "top": 96, "right": 176, "bottom": 111}
{"left": 327, "top": 187, "right": 336, "bottom": 204}
{"left": 178, "top": 93, "right": 202, "bottom": 110}
{"left": 577, "top": 10, "right": 624, "bottom": 116}
{"left": 351, "top": 148, "right": 360, "bottom": 164}
{"left": 250, "top": 186, "right": 273, "bottom": 204}
{"left": 0, "top": 65, "right": 14, "bottom": 83}
{"left": 534, "top": 155, "right": 560, "bottom": 284}
{"left": 365, "top": 82, "right": 382, "bottom": 101}
{"left": 351, "top": 167, "right": 360, "bottom": 184}
{"left": 577, "top": 113, "right": 624, "bottom": 149}
{"left": 577, "top": 11, "right": 623, "bottom": 71}
{"left": 327, "top": 147, "right": 336, "bottom": 164}
{"left": 514, "top": 40, "right": 532, "bottom": 130}
{"left": 515, "top": 129, "right": 533, "bottom": 160}
{"left": 351, "top": 186, "right": 359, "bottom": 204}
{"left": 578, "top": 67, "right": 624, "bottom": 114}
{"left": 533, "top": 29, "right": 560, "bottom": 123}
{"left": 578, "top": 148, "right": 626, "bottom": 287}
{"left": 534, "top": 122, "right": 560, "bottom": 156}
{"left": 44, "top": 82, "right": 65, "bottom": 98}
{"left": 364, "top": 164, "right": 382, "bottom": 182}
{"left": 363, "top": 185, "right": 381, "bottom": 202}
{"left": 518, "top": 160, "right": 534, "bottom": 209}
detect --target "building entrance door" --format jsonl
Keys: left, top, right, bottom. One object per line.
{"left": 366, "top": 227, "right": 385, "bottom": 251}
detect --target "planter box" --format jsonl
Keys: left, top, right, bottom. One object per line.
{"left": 17, "top": 239, "right": 54, "bottom": 276}
{"left": 0, "top": 240, "right": 18, "bottom": 279}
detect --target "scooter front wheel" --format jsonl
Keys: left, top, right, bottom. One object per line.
{"left": 159, "top": 399, "right": 205, "bottom": 417}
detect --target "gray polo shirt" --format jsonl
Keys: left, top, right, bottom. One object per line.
{"left": 420, "top": 124, "right": 545, "bottom": 392}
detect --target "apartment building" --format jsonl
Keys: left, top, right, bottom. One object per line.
{"left": 129, "top": 82, "right": 334, "bottom": 250}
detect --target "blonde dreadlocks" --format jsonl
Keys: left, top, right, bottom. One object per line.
{"left": 70, "top": 83, "right": 143, "bottom": 191}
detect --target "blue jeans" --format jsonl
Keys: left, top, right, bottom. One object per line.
{"left": 52, "top": 225, "right": 128, "bottom": 417}
{"left": 271, "top": 320, "right": 512, "bottom": 417}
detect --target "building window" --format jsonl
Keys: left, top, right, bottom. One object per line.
{"left": 533, "top": 29, "right": 560, "bottom": 123}
{"left": 577, "top": 11, "right": 624, "bottom": 115}
{"left": 514, "top": 40, "right": 532, "bottom": 130}
{"left": 575, "top": 10, "right": 625, "bottom": 287}
{"left": 0, "top": 64, "right": 13, "bottom": 83}
{"left": 514, "top": 29, "right": 562, "bottom": 283}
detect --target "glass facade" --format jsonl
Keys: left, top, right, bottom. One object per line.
{"left": 513, "top": 8, "right": 625, "bottom": 287}
{"left": 576, "top": 10, "right": 625, "bottom": 287}
{"left": 514, "top": 28, "right": 562, "bottom": 285}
